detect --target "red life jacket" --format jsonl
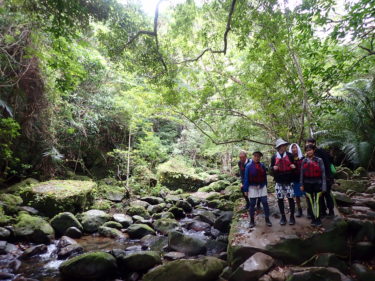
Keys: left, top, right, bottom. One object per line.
{"left": 249, "top": 162, "right": 266, "bottom": 184}
{"left": 275, "top": 154, "right": 293, "bottom": 172}
{"left": 303, "top": 158, "right": 322, "bottom": 178}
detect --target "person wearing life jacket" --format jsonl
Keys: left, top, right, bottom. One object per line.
{"left": 289, "top": 143, "right": 305, "bottom": 217}
{"left": 238, "top": 151, "right": 251, "bottom": 209}
{"left": 300, "top": 144, "right": 327, "bottom": 226}
{"left": 270, "top": 138, "right": 296, "bottom": 225}
{"left": 305, "top": 138, "right": 334, "bottom": 217}
{"left": 243, "top": 151, "right": 272, "bottom": 228}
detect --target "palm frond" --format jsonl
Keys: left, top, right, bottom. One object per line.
{"left": 0, "top": 99, "right": 13, "bottom": 117}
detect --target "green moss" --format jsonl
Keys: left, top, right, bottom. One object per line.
{"left": 126, "top": 205, "right": 150, "bottom": 218}
{"left": 2, "top": 178, "right": 39, "bottom": 194}
{"left": 20, "top": 180, "right": 95, "bottom": 217}
{"left": 14, "top": 212, "right": 54, "bottom": 243}
{"left": 0, "top": 193, "right": 23, "bottom": 214}
{"left": 92, "top": 199, "right": 112, "bottom": 210}
{"left": 0, "top": 206, "right": 12, "bottom": 226}
{"left": 93, "top": 184, "right": 125, "bottom": 199}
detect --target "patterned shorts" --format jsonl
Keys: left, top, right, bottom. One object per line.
{"left": 275, "top": 183, "right": 294, "bottom": 199}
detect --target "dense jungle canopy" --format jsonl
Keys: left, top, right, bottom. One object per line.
{"left": 0, "top": 0, "right": 375, "bottom": 187}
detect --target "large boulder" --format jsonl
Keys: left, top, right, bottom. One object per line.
{"left": 168, "top": 231, "right": 206, "bottom": 256}
{"left": 126, "top": 206, "right": 150, "bottom": 219}
{"left": 20, "top": 180, "right": 95, "bottom": 217}
{"left": 229, "top": 253, "right": 275, "bottom": 281}
{"left": 113, "top": 213, "right": 133, "bottom": 228}
{"left": 0, "top": 193, "right": 23, "bottom": 214}
{"left": 80, "top": 210, "right": 110, "bottom": 233}
{"left": 14, "top": 212, "right": 54, "bottom": 244}
{"left": 50, "top": 212, "right": 83, "bottom": 236}
{"left": 156, "top": 158, "right": 211, "bottom": 192}
{"left": 59, "top": 252, "right": 117, "bottom": 280}
{"left": 98, "top": 226, "right": 125, "bottom": 239}
{"left": 117, "top": 251, "right": 162, "bottom": 272}
{"left": 127, "top": 224, "right": 155, "bottom": 239}
{"left": 143, "top": 257, "right": 226, "bottom": 281}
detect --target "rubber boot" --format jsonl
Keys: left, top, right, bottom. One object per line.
{"left": 265, "top": 217, "right": 272, "bottom": 227}
{"left": 296, "top": 208, "right": 303, "bottom": 218}
{"left": 249, "top": 217, "right": 255, "bottom": 228}
{"left": 280, "top": 215, "right": 287, "bottom": 225}
{"left": 289, "top": 214, "right": 295, "bottom": 225}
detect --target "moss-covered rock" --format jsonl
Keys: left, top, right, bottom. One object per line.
{"left": 168, "top": 231, "right": 206, "bottom": 256}
{"left": 143, "top": 257, "right": 226, "bottom": 281}
{"left": 156, "top": 158, "right": 211, "bottom": 192}
{"left": 153, "top": 218, "right": 179, "bottom": 235}
{"left": 59, "top": 251, "right": 117, "bottom": 280}
{"left": 353, "top": 167, "right": 368, "bottom": 178}
{"left": 14, "top": 212, "right": 54, "bottom": 243}
{"left": 103, "top": 221, "right": 123, "bottom": 229}
{"left": 198, "top": 180, "right": 231, "bottom": 193}
{"left": 80, "top": 209, "right": 110, "bottom": 233}
{"left": 20, "top": 180, "right": 95, "bottom": 217}
{"left": 126, "top": 205, "right": 150, "bottom": 219}
{"left": 117, "top": 251, "right": 162, "bottom": 272}
{"left": 334, "top": 166, "right": 353, "bottom": 180}
{"left": 0, "top": 206, "right": 12, "bottom": 226}
{"left": 334, "top": 179, "right": 368, "bottom": 193}
{"left": 91, "top": 199, "right": 112, "bottom": 211}
{"left": 50, "top": 212, "right": 83, "bottom": 236}
{"left": 127, "top": 223, "right": 155, "bottom": 238}
{"left": 0, "top": 193, "right": 23, "bottom": 214}
{"left": 3, "top": 178, "right": 39, "bottom": 194}
{"left": 98, "top": 226, "right": 125, "bottom": 239}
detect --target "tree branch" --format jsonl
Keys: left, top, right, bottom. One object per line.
{"left": 124, "top": 0, "right": 167, "bottom": 71}
{"left": 177, "top": 0, "right": 237, "bottom": 64}
{"left": 174, "top": 109, "right": 273, "bottom": 146}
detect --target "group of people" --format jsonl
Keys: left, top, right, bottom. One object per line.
{"left": 238, "top": 138, "right": 335, "bottom": 228}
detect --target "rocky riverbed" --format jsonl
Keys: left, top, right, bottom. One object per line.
{"left": 0, "top": 170, "right": 374, "bottom": 281}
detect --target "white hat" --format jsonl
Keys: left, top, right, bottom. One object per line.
{"left": 275, "top": 138, "right": 289, "bottom": 148}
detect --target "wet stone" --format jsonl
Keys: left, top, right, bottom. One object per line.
{"left": 0, "top": 227, "right": 11, "bottom": 240}
{"left": 113, "top": 213, "right": 133, "bottom": 228}
{"left": 57, "top": 244, "right": 84, "bottom": 259}
{"left": 64, "top": 226, "right": 83, "bottom": 239}
{"left": 164, "top": 251, "right": 186, "bottom": 260}
{"left": 20, "top": 244, "right": 48, "bottom": 260}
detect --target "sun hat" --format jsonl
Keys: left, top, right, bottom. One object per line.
{"left": 253, "top": 151, "right": 263, "bottom": 156}
{"left": 275, "top": 138, "right": 289, "bottom": 148}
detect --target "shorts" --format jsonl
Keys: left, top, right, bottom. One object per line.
{"left": 275, "top": 183, "right": 294, "bottom": 199}
{"left": 292, "top": 182, "right": 305, "bottom": 197}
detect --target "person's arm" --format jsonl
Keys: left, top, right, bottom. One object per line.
{"left": 270, "top": 155, "right": 276, "bottom": 172}
{"left": 262, "top": 163, "right": 268, "bottom": 186}
{"left": 319, "top": 158, "right": 327, "bottom": 191}
{"left": 243, "top": 163, "right": 250, "bottom": 193}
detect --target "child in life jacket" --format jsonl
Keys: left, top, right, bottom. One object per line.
{"left": 270, "top": 138, "right": 296, "bottom": 225}
{"left": 243, "top": 151, "right": 272, "bottom": 228}
{"left": 300, "top": 144, "right": 327, "bottom": 226}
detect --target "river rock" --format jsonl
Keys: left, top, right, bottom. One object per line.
{"left": 0, "top": 227, "right": 11, "bottom": 240}
{"left": 57, "top": 236, "right": 77, "bottom": 248}
{"left": 333, "top": 192, "right": 354, "bottom": 206}
{"left": 214, "top": 211, "right": 233, "bottom": 233}
{"left": 175, "top": 200, "right": 193, "bottom": 213}
{"left": 141, "top": 196, "right": 164, "bottom": 205}
{"left": 102, "top": 221, "right": 123, "bottom": 229}
{"left": 113, "top": 213, "right": 133, "bottom": 228}
{"left": 229, "top": 252, "right": 274, "bottom": 281}
{"left": 152, "top": 211, "right": 174, "bottom": 220}
{"left": 19, "top": 180, "right": 95, "bottom": 217}
{"left": 187, "top": 220, "right": 211, "bottom": 232}
{"left": 0, "top": 193, "right": 23, "bottom": 215}
{"left": 117, "top": 251, "right": 162, "bottom": 272}
{"left": 64, "top": 227, "right": 82, "bottom": 238}
{"left": 105, "top": 190, "right": 124, "bottom": 202}
{"left": 127, "top": 224, "right": 155, "bottom": 239}
{"left": 313, "top": 253, "right": 348, "bottom": 274}
{"left": 140, "top": 235, "right": 168, "bottom": 251}
{"left": 194, "top": 210, "right": 216, "bottom": 225}
{"left": 351, "top": 263, "right": 375, "bottom": 281}
{"left": 168, "top": 231, "right": 206, "bottom": 256}
{"left": 130, "top": 200, "right": 150, "bottom": 209}
{"left": 148, "top": 203, "right": 166, "bottom": 214}
{"left": 334, "top": 179, "right": 367, "bottom": 193}
{"left": 153, "top": 218, "right": 179, "bottom": 235}
{"left": 352, "top": 241, "right": 375, "bottom": 260}
{"left": 14, "top": 213, "right": 54, "bottom": 244}
{"left": 58, "top": 244, "right": 84, "bottom": 259}
{"left": 59, "top": 251, "right": 117, "bottom": 280}
{"left": 168, "top": 207, "right": 185, "bottom": 219}
{"left": 19, "top": 244, "right": 48, "bottom": 259}
{"left": 126, "top": 206, "right": 150, "bottom": 219}
{"left": 287, "top": 266, "right": 352, "bottom": 281}
{"left": 80, "top": 210, "right": 110, "bottom": 233}
{"left": 143, "top": 256, "right": 225, "bottom": 281}
{"left": 50, "top": 212, "right": 83, "bottom": 236}
{"left": 164, "top": 251, "right": 186, "bottom": 260}
{"left": 98, "top": 226, "right": 125, "bottom": 239}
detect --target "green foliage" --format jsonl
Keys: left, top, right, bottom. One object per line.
{"left": 0, "top": 118, "right": 21, "bottom": 178}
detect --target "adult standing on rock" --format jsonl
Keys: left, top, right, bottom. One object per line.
{"left": 300, "top": 144, "right": 327, "bottom": 226}
{"left": 243, "top": 151, "right": 272, "bottom": 228}
{"left": 306, "top": 138, "right": 334, "bottom": 217}
{"left": 270, "top": 139, "right": 296, "bottom": 226}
